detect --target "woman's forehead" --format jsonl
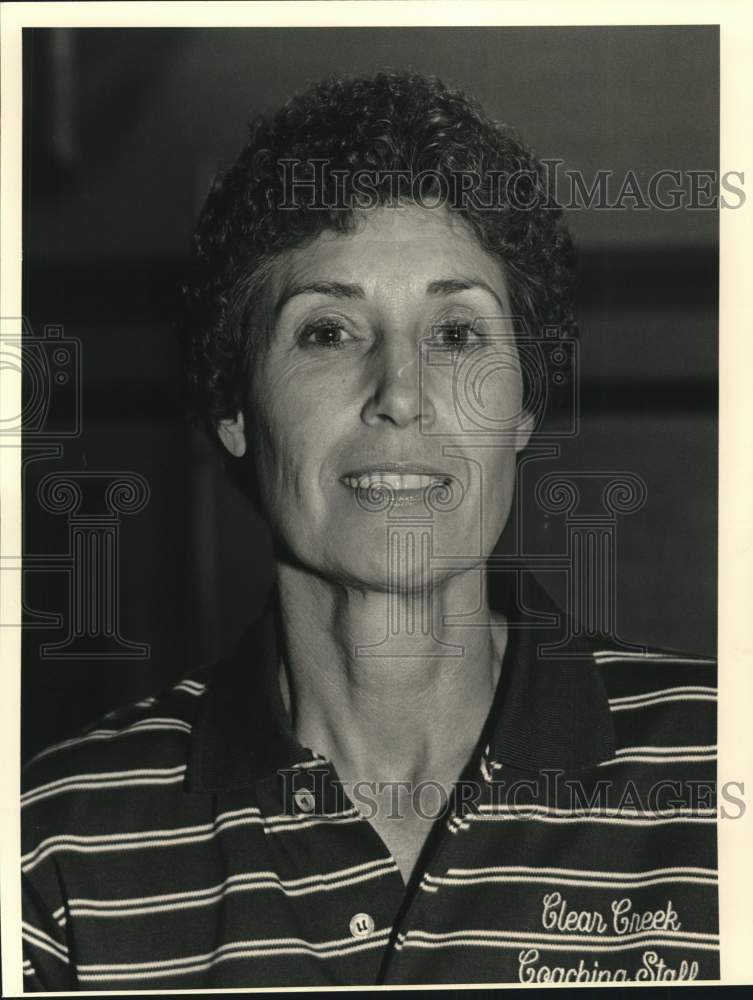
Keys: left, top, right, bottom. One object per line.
{"left": 267, "top": 204, "right": 509, "bottom": 307}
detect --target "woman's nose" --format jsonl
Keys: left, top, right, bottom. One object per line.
{"left": 360, "top": 335, "right": 436, "bottom": 430}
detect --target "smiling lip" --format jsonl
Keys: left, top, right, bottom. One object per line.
{"left": 340, "top": 463, "right": 454, "bottom": 492}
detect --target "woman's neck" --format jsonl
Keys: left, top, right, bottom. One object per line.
{"left": 274, "top": 561, "right": 507, "bottom": 787}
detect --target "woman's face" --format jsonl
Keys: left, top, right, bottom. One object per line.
{"left": 219, "top": 203, "right": 533, "bottom": 591}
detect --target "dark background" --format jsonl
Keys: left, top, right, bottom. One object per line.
{"left": 21, "top": 26, "right": 718, "bottom": 762}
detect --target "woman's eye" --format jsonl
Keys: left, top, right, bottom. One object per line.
{"left": 434, "top": 321, "right": 478, "bottom": 353}
{"left": 299, "top": 320, "right": 353, "bottom": 349}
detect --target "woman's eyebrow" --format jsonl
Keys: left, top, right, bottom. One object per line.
{"left": 274, "top": 281, "right": 366, "bottom": 316}
{"left": 273, "top": 276, "right": 505, "bottom": 317}
{"left": 427, "top": 278, "right": 505, "bottom": 312}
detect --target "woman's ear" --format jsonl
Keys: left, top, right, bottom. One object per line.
{"left": 217, "top": 411, "right": 247, "bottom": 457}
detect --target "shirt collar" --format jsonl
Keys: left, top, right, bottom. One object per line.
{"left": 186, "top": 572, "right": 616, "bottom": 793}
{"left": 482, "top": 572, "right": 617, "bottom": 772}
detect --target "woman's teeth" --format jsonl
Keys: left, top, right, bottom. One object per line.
{"left": 343, "top": 473, "right": 448, "bottom": 491}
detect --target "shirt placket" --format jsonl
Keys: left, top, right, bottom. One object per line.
{"left": 376, "top": 749, "right": 498, "bottom": 984}
{"left": 274, "top": 760, "right": 408, "bottom": 982}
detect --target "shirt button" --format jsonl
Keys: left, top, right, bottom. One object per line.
{"left": 349, "top": 912, "right": 375, "bottom": 939}
{"left": 294, "top": 788, "right": 316, "bottom": 814}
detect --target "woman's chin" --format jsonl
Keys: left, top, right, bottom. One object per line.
{"left": 318, "top": 545, "right": 485, "bottom": 596}
{"left": 276, "top": 497, "right": 499, "bottom": 590}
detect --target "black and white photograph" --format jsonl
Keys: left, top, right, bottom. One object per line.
{"left": 2, "top": 2, "right": 752, "bottom": 992}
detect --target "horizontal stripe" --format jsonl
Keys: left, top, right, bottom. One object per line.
{"left": 609, "top": 693, "right": 717, "bottom": 711}
{"left": 459, "top": 814, "right": 715, "bottom": 829}
{"left": 423, "top": 864, "right": 718, "bottom": 891}
{"left": 264, "top": 809, "right": 362, "bottom": 832}
{"left": 598, "top": 753, "right": 716, "bottom": 766}
{"left": 397, "top": 934, "right": 720, "bottom": 954}
{"left": 593, "top": 652, "right": 715, "bottom": 665}
{"left": 22, "top": 766, "right": 187, "bottom": 808}
{"left": 23, "top": 808, "right": 261, "bottom": 871}
{"left": 424, "top": 874, "right": 717, "bottom": 891}
{"left": 608, "top": 686, "right": 716, "bottom": 706}
{"left": 27, "top": 718, "right": 192, "bottom": 763}
{"left": 446, "top": 864, "right": 716, "bottom": 878}
{"left": 474, "top": 804, "right": 715, "bottom": 818}
{"left": 77, "top": 930, "right": 392, "bottom": 981}
{"left": 171, "top": 681, "right": 207, "bottom": 695}
{"left": 402, "top": 927, "right": 718, "bottom": 946}
{"left": 107, "top": 679, "right": 204, "bottom": 718}
{"left": 68, "top": 858, "right": 399, "bottom": 917}
{"left": 482, "top": 747, "right": 717, "bottom": 773}
{"left": 22, "top": 922, "right": 69, "bottom": 964}
{"left": 102, "top": 697, "right": 157, "bottom": 720}
{"left": 454, "top": 805, "right": 715, "bottom": 830}
{"left": 23, "top": 805, "right": 363, "bottom": 872}
{"left": 615, "top": 745, "right": 716, "bottom": 755}
{"left": 292, "top": 756, "right": 330, "bottom": 769}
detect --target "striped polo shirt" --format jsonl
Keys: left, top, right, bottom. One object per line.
{"left": 21, "top": 575, "right": 719, "bottom": 988}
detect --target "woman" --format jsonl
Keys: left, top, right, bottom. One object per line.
{"left": 186, "top": 67, "right": 573, "bottom": 886}
{"left": 22, "top": 72, "right": 718, "bottom": 988}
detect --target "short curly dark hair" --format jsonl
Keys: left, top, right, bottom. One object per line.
{"left": 180, "top": 71, "right": 577, "bottom": 440}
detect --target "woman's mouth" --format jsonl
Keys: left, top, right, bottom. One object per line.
{"left": 339, "top": 466, "right": 457, "bottom": 510}
{"left": 341, "top": 472, "right": 452, "bottom": 492}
